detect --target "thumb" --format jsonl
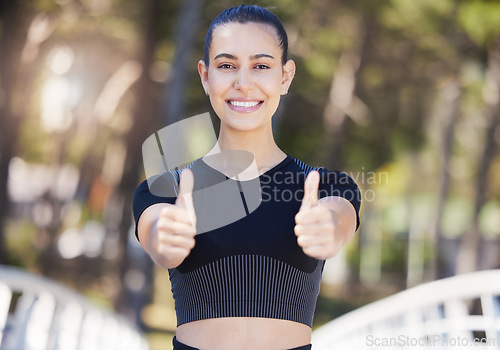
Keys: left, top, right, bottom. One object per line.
{"left": 300, "top": 170, "right": 320, "bottom": 212}
{"left": 176, "top": 169, "right": 196, "bottom": 224}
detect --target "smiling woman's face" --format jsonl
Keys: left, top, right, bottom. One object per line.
{"left": 199, "top": 22, "right": 295, "bottom": 132}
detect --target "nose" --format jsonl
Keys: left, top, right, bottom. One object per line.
{"left": 234, "top": 68, "right": 253, "bottom": 91}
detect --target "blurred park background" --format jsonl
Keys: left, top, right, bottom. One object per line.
{"left": 1, "top": 0, "right": 499, "bottom": 348}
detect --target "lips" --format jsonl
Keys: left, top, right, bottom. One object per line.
{"left": 226, "top": 99, "right": 263, "bottom": 112}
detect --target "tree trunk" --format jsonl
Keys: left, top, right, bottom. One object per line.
{"left": 0, "top": 1, "right": 29, "bottom": 264}
{"left": 455, "top": 45, "right": 500, "bottom": 275}
{"left": 164, "top": 0, "right": 205, "bottom": 125}
{"left": 322, "top": 16, "right": 371, "bottom": 169}
{"left": 427, "top": 79, "right": 461, "bottom": 281}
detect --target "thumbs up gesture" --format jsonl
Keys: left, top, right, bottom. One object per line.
{"left": 154, "top": 169, "right": 197, "bottom": 268}
{"left": 294, "top": 171, "right": 343, "bottom": 260}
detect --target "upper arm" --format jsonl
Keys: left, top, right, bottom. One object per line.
{"left": 133, "top": 178, "right": 178, "bottom": 243}
{"left": 319, "top": 196, "right": 357, "bottom": 241}
{"left": 317, "top": 169, "right": 361, "bottom": 230}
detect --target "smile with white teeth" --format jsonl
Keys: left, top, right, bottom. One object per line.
{"left": 229, "top": 100, "right": 261, "bottom": 108}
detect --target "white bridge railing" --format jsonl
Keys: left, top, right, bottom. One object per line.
{"left": 312, "top": 269, "right": 500, "bottom": 349}
{"left": 0, "top": 265, "right": 149, "bottom": 350}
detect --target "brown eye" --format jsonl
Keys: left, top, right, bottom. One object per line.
{"left": 255, "top": 64, "right": 270, "bottom": 70}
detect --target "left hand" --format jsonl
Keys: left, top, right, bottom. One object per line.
{"left": 294, "top": 171, "right": 343, "bottom": 260}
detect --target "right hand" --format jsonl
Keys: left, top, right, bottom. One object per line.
{"left": 154, "top": 169, "right": 197, "bottom": 268}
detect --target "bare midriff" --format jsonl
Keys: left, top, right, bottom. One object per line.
{"left": 175, "top": 317, "right": 312, "bottom": 350}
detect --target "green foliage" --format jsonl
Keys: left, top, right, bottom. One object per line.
{"left": 32, "top": 0, "right": 61, "bottom": 12}
{"left": 5, "top": 219, "right": 39, "bottom": 268}
{"left": 381, "top": 234, "right": 407, "bottom": 275}
{"left": 457, "top": 0, "right": 500, "bottom": 45}
{"left": 313, "top": 294, "right": 363, "bottom": 328}
{"left": 480, "top": 201, "right": 500, "bottom": 238}
{"left": 381, "top": 0, "right": 455, "bottom": 35}
{"left": 441, "top": 196, "right": 474, "bottom": 237}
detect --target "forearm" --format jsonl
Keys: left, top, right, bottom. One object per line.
{"left": 138, "top": 203, "right": 184, "bottom": 269}
{"left": 145, "top": 222, "right": 185, "bottom": 269}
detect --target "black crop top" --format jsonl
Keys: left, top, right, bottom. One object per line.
{"left": 133, "top": 155, "right": 361, "bottom": 327}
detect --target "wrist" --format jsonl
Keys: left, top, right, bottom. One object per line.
{"left": 147, "top": 221, "right": 181, "bottom": 269}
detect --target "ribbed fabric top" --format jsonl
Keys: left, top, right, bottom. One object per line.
{"left": 133, "top": 154, "right": 361, "bottom": 327}
{"left": 170, "top": 255, "right": 323, "bottom": 326}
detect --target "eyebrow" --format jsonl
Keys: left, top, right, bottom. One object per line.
{"left": 213, "top": 53, "right": 275, "bottom": 61}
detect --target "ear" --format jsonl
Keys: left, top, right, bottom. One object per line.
{"left": 281, "top": 59, "right": 296, "bottom": 95}
{"left": 198, "top": 59, "right": 209, "bottom": 95}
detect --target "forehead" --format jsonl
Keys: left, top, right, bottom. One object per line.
{"left": 210, "top": 22, "right": 280, "bottom": 57}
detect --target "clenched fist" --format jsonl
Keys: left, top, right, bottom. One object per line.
{"left": 147, "top": 169, "right": 197, "bottom": 268}
{"left": 294, "top": 171, "right": 345, "bottom": 260}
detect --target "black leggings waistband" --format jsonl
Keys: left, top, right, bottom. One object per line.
{"left": 172, "top": 336, "right": 312, "bottom": 350}
{"left": 172, "top": 336, "right": 199, "bottom": 350}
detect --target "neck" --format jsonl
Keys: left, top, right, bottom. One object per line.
{"left": 205, "top": 122, "right": 286, "bottom": 173}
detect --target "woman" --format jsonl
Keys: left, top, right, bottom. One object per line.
{"left": 133, "top": 5, "right": 361, "bottom": 350}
